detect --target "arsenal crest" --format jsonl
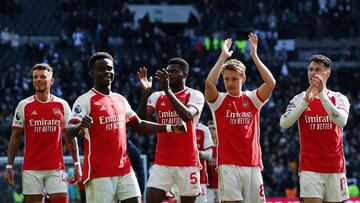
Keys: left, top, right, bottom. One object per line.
{"left": 242, "top": 100, "right": 249, "bottom": 108}
{"left": 53, "top": 108, "right": 61, "bottom": 116}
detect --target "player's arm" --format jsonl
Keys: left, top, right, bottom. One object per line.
{"left": 156, "top": 68, "right": 198, "bottom": 122}
{"left": 199, "top": 125, "right": 214, "bottom": 161}
{"left": 64, "top": 131, "right": 82, "bottom": 184}
{"left": 279, "top": 89, "right": 314, "bottom": 129}
{"left": 5, "top": 128, "right": 23, "bottom": 185}
{"left": 137, "top": 67, "right": 155, "bottom": 120}
{"left": 66, "top": 115, "right": 93, "bottom": 138}
{"left": 127, "top": 116, "right": 186, "bottom": 134}
{"left": 249, "top": 33, "right": 276, "bottom": 101}
{"left": 205, "top": 38, "right": 233, "bottom": 103}
{"left": 318, "top": 90, "right": 349, "bottom": 128}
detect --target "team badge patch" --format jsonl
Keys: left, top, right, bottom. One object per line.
{"left": 15, "top": 112, "right": 21, "bottom": 120}
{"left": 53, "top": 107, "right": 60, "bottom": 116}
{"left": 74, "top": 105, "right": 82, "bottom": 114}
{"left": 242, "top": 100, "right": 249, "bottom": 108}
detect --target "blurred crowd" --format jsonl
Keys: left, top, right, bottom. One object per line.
{"left": 0, "top": 0, "right": 359, "bottom": 198}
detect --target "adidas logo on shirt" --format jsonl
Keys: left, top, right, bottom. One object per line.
{"left": 100, "top": 106, "right": 106, "bottom": 111}
{"left": 31, "top": 110, "right": 37, "bottom": 115}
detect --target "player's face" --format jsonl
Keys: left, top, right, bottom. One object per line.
{"left": 308, "top": 61, "right": 330, "bottom": 85}
{"left": 92, "top": 58, "right": 114, "bottom": 86}
{"left": 208, "top": 124, "right": 217, "bottom": 144}
{"left": 223, "top": 69, "right": 245, "bottom": 96}
{"left": 32, "top": 69, "right": 54, "bottom": 93}
{"left": 166, "top": 64, "right": 186, "bottom": 87}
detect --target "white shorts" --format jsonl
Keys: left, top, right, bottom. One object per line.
{"left": 195, "top": 184, "right": 207, "bottom": 203}
{"left": 299, "top": 171, "right": 349, "bottom": 202}
{"left": 147, "top": 164, "right": 201, "bottom": 196}
{"left": 207, "top": 188, "right": 219, "bottom": 203}
{"left": 85, "top": 172, "right": 141, "bottom": 203}
{"left": 22, "top": 170, "right": 67, "bottom": 195}
{"left": 218, "top": 165, "right": 265, "bottom": 203}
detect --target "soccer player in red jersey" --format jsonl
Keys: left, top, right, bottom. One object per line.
{"left": 137, "top": 57, "right": 204, "bottom": 203}
{"left": 205, "top": 33, "right": 276, "bottom": 203}
{"left": 66, "top": 52, "right": 185, "bottom": 203}
{"left": 5, "top": 63, "right": 81, "bottom": 203}
{"left": 195, "top": 122, "right": 214, "bottom": 203}
{"left": 280, "top": 55, "right": 350, "bottom": 203}
{"left": 206, "top": 120, "right": 219, "bottom": 203}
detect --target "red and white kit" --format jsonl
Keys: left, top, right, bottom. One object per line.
{"left": 147, "top": 87, "right": 204, "bottom": 166}
{"left": 69, "top": 88, "right": 137, "bottom": 183}
{"left": 207, "top": 90, "right": 266, "bottom": 168}
{"left": 12, "top": 95, "right": 71, "bottom": 170}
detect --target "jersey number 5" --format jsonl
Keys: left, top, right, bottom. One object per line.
{"left": 190, "top": 172, "right": 198, "bottom": 185}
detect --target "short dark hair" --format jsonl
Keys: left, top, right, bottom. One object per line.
{"left": 88, "top": 52, "right": 113, "bottom": 69}
{"left": 207, "top": 120, "right": 214, "bottom": 126}
{"left": 32, "top": 63, "right": 53, "bottom": 73}
{"left": 168, "top": 57, "right": 189, "bottom": 74}
{"left": 310, "top": 55, "right": 332, "bottom": 69}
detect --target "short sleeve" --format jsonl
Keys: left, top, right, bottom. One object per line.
{"left": 123, "top": 97, "right": 137, "bottom": 122}
{"left": 12, "top": 101, "right": 25, "bottom": 128}
{"left": 188, "top": 90, "right": 205, "bottom": 115}
{"left": 207, "top": 92, "right": 227, "bottom": 111}
{"left": 147, "top": 92, "right": 161, "bottom": 110}
{"left": 246, "top": 89, "right": 268, "bottom": 109}
{"left": 69, "top": 96, "right": 90, "bottom": 124}
{"left": 62, "top": 101, "right": 72, "bottom": 129}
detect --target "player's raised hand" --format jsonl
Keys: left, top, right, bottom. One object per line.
{"left": 5, "top": 168, "right": 14, "bottom": 185}
{"left": 222, "top": 38, "right": 233, "bottom": 58}
{"left": 137, "top": 67, "right": 153, "bottom": 94}
{"left": 304, "top": 84, "right": 319, "bottom": 103}
{"left": 172, "top": 122, "right": 187, "bottom": 133}
{"left": 248, "top": 32, "right": 258, "bottom": 57}
{"left": 80, "top": 115, "right": 93, "bottom": 129}
{"left": 155, "top": 69, "right": 170, "bottom": 91}
{"left": 311, "top": 74, "right": 325, "bottom": 93}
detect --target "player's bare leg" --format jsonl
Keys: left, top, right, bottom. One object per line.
{"left": 146, "top": 187, "right": 166, "bottom": 203}
{"left": 222, "top": 201, "right": 243, "bottom": 203}
{"left": 24, "top": 194, "right": 42, "bottom": 203}
{"left": 303, "top": 197, "right": 323, "bottom": 203}
{"left": 122, "top": 196, "right": 142, "bottom": 203}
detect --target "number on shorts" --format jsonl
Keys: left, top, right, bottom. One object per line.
{"left": 190, "top": 172, "right": 198, "bottom": 184}
{"left": 340, "top": 177, "right": 347, "bottom": 191}
{"left": 259, "top": 184, "right": 265, "bottom": 197}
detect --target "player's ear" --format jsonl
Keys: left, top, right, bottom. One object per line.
{"left": 50, "top": 77, "right": 55, "bottom": 85}
{"left": 242, "top": 75, "right": 246, "bottom": 84}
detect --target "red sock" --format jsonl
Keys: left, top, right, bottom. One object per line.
{"left": 50, "top": 195, "right": 68, "bottom": 203}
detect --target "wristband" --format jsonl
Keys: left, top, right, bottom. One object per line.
{"left": 6, "top": 165, "right": 12, "bottom": 169}
{"left": 166, "top": 125, "right": 172, "bottom": 132}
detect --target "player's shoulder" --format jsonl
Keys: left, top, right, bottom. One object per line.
{"left": 186, "top": 87, "right": 204, "bottom": 96}
{"left": 327, "top": 90, "right": 348, "bottom": 100}
{"left": 75, "top": 89, "right": 96, "bottom": 102}
{"left": 18, "top": 95, "right": 36, "bottom": 106}
{"left": 52, "top": 95, "right": 70, "bottom": 105}
{"left": 291, "top": 91, "right": 306, "bottom": 100}
{"left": 196, "top": 122, "right": 208, "bottom": 130}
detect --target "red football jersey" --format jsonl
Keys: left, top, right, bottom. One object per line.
{"left": 286, "top": 90, "right": 350, "bottom": 173}
{"left": 208, "top": 90, "right": 266, "bottom": 168}
{"left": 12, "top": 95, "right": 71, "bottom": 170}
{"left": 69, "top": 88, "right": 137, "bottom": 183}
{"left": 147, "top": 87, "right": 204, "bottom": 166}
{"left": 196, "top": 123, "right": 214, "bottom": 184}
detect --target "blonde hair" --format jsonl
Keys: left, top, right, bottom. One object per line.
{"left": 221, "top": 59, "right": 246, "bottom": 75}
